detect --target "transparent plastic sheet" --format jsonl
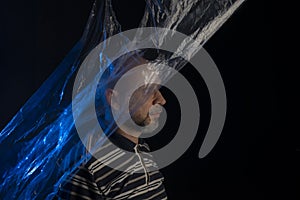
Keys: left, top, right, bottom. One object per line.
{"left": 0, "top": 0, "right": 245, "bottom": 199}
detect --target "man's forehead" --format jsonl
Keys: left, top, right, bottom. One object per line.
{"left": 126, "top": 63, "right": 162, "bottom": 85}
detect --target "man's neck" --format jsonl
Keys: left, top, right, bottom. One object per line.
{"left": 116, "top": 127, "right": 141, "bottom": 144}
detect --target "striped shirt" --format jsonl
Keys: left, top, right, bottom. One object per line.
{"left": 57, "top": 133, "right": 168, "bottom": 199}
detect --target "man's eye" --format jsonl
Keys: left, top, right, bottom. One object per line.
{"left": 154, "top": 90, "right": 160, "bottom": 97}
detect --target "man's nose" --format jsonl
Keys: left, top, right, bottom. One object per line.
{"left": 156, "top": 91, "right": 166, "bottom": 105}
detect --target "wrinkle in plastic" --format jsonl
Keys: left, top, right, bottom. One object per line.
{"left": 0, "top": 0, "right": 245, "bottom": 199}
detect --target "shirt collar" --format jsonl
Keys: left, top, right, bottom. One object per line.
{"left": 108, "top": 132, "right": 150, "bottom": 152}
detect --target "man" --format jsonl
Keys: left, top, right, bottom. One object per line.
{"left": 57, "top": 55, "right": 168, "bottom": 199}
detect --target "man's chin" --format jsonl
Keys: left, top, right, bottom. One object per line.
{"left": 122, "top": 117, "right": 159, "bottom": 134}
{"left": 141, "top": 120, "right": 159, "bottom": 134}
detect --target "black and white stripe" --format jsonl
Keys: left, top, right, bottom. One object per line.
{"left": 56, "top": 133, "right": 167, "bottom": 199}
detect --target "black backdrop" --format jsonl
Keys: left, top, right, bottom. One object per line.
{"left": 0, "top": 0, "right": 279, "bottom": 199}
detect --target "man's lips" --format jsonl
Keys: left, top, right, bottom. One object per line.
{"left": 149, "top": 112, "right": 161, "bottom": 118}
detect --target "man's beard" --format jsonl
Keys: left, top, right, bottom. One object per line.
{"left": 139, "top": 115, "right": 160, "bottom": 134}
{"left": 124, "top": 113, "right": 160, "bottom": 134}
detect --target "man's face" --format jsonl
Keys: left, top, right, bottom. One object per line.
{"left": 106, "top": 59, "right": 167, "bottom": 134}
{"left": 129, "top": 84, "right": 166, "bottom": 128}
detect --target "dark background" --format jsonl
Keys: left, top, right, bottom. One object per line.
{"left": 0, "top": 0, "right": 282, "bottom": 199}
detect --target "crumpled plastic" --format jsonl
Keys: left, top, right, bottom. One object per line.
{"left": 0, "top": 0, "right": 245, "bottom": 199}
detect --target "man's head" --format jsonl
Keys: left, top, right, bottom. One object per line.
{"left": 97, "top": 54, "right": 166, "bottom": 136}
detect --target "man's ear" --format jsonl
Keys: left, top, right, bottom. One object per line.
{"left": 105, "top": 89, "right": 120, "bottom": 110}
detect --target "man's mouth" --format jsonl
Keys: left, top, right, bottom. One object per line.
{"left": 149, "top": 112, "right": 161, "bottom": 119}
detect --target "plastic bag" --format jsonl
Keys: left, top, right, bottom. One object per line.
{"left": 0, "top": 0, "right": 245, "bottom": 199}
